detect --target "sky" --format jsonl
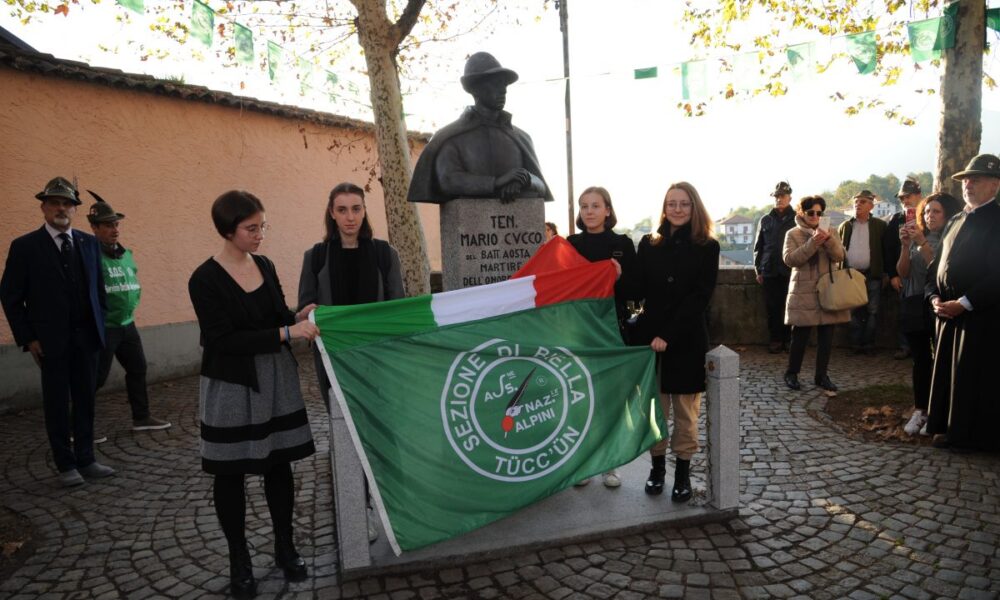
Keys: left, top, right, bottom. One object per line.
{"left": 4, "top": 0, "right": 1000, "bottom": 233}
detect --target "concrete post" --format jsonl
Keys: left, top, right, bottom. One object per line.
{"left": 705, "top": 345, "right": 740, "bottom": 510}
{"left": 328, "top": 394, "right": 372, "bottom": 570}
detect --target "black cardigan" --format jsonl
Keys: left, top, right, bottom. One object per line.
{"left": 188, "top": 254, "right": 296, "bottom": 391}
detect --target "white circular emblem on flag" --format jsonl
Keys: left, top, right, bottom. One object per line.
{"left": 441, "top": 338, "right": 595, "bottom": 482}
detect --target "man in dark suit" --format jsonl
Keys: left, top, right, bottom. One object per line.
{"left": 1, "top": 176, "right": 116, "bottom": 486}
{"left": 925, "top": 154, "right": 1000, "bottom": 453}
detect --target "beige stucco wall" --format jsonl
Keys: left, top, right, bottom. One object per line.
{"left": 0, "top": 68, "right": 440, "bottom": 345}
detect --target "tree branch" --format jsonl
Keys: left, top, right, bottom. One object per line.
{"left": 393, "top": 0, "right": 427, "bottom": 46}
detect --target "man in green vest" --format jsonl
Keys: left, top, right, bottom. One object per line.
{"left": 87, "top": 194, "right": 171, "bottom": 431}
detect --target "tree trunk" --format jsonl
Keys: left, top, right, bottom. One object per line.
{"left": 351, "top": 0, "right": 431, "bottom": 296}
{"left": 936, "top": 0, "right": 985, "bottom": 197}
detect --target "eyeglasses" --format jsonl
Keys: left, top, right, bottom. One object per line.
{"left": 240, "top": 223, "right": 271, "bottom": 235}
{"left": 665, "top": 202, "right": 693, "bottom": 211}
{"left": 804, "top": 210, "right": 824, "bottom": 217}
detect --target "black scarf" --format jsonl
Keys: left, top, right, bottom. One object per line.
{"left": 328, "top": 237, "right": 380, "bottom": 306}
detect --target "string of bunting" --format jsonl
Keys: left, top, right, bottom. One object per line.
{"left": 629, "top": 3, "right": 998, "bottom": 101}
{"left": 112, "top": 0, "right": 1000, "bottom": 108}
{"left": 114, "top": 0, "right": 368, "bottom": 110}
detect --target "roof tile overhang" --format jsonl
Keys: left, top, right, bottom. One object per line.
{"left": 0, "top": 39, "right": 431, "bottom": 142}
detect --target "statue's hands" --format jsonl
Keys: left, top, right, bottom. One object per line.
{"left": 496, "top": 168, "right": 531, "bottom": 198}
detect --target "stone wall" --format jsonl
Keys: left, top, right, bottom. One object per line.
{"left": 709, "top": 266, "right": 902, "bottom": 348}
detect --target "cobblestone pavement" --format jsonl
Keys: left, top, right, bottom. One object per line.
{"left": 1, "top": 347, "right": 997, "bottom": 599}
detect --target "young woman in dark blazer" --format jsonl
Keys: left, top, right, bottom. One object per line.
{"left": 566, "top": 186, "right": 637, "bottom": 488}
{"left": 635, "top": 182, "right": 720, "bottom": 501}
{"left": 188, "top": 191, "right": 319, "bottom": 599}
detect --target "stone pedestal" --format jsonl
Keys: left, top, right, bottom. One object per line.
{"left": 439, "top": 198, "right": 545, "bottom": 291}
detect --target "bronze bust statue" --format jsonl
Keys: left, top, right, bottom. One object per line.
{"left": 407, "top": 52, "right": 552, "bottom": 204}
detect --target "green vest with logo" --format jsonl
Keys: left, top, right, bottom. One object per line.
{"left": 101, "top": 248, "right": 142, "bottom": 327}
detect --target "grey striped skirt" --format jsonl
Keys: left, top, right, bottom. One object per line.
{"left": 200, "top": 347, "right": 315, "bottom": 474}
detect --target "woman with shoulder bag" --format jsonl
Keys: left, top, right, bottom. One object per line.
{"left": 782, "top": 195, "right": 849, "bottom": 393}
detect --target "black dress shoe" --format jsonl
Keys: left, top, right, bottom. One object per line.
{"left": 814, "top": 375, "right": 837, "bottom": 392}
{"left": 767, "top": 342, "right": 783, "bottom": 354}
{"left": 645, "top": 455, "right": 666, "bottom": 496}
{"left": 783, "top": 373, "right": 801, "bottom": 390}
{"left": 275, "top": 531, "right": 307, "bottom": 582}
{"left": 229, "top": 545, "right": 257, "bottom": 599}
{"left": 671, "top": 459, "right": 692, "bottom": 503}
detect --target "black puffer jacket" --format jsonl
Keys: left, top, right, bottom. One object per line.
{"left": 753, "top": 208, "right": 796, "bottom": 278}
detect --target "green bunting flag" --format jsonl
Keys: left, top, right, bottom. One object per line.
{"left": 267, "top": 41, "right": 282, "bottom": 82}
{"left": 190, "top": 0, "right": 214, "bottom": 48}
{"left": 681, "top": 60, "right": 708, "bottom": 100}
{"left": 907, "top": 8, "right": 956, "bottom": 62}
{"left": 633, "top": 66, "right": 658, "bottom": 80}
{"left": 845, "top": 31, "right": 877, "bottom": 75}
{"left": 786, "top": 42, "right": 815, "bottom": 81}
{"left": 314, "top": 240, "right": 662, "bottom": 554}
{"left": 234, "top": 23, "right": 253, "bottom": 66}
{"left": 325, "top": 71, "right": 340, "bottom": 102}
{"left": 989, "top": 8, "right": 1000, "bottom": 33}
{"left": 116, "top": 0, "right": 144, "bottom": 13}
{"left": 298, "top": 57, "right": 313, "bottom": 95}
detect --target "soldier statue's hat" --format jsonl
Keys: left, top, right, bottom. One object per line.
{"left": 460, "top": 52, "right": 519, "bottom": 90}
{"left": 35, "top": 176, "right": 81, "bottom": 205}
{"left": 86, "top": 190, "right": 125, "bottom": 224}
{"left": 951, "top": 153, "right": 1000, "bottom": 180}
{"left": 771, "top": 181, "right": 792, "bottom": 197}
{"left": 896, "top": 178, "right": 922, "bottom": 198}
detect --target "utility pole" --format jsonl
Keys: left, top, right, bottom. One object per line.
{"left": 557, "top": 0, "right": 575, "bottom": 234}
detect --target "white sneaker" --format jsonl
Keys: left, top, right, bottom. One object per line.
{"left": 574, "top": 478, "right": 591, "bottom": 487}
{"left": 603, "top": 471, "right": 621, "bottom": 488}
{"left": 919, "top": 421, "right": 929, "bottom": 436}
{"left": 904, "top": 410, "right": 927, "bottom": 436}
{"left": 366, "top": 507, "right": 379, "bottom": 543}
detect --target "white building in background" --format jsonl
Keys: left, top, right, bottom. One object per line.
{"left": 716, "top": 214, "right": 755, "bottom": 246}
{"left": 873, "top": 198, "right": 900, "bottom": 220}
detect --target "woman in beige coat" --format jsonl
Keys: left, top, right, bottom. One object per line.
{"left": 782, "top": 195, "right": 850, "bottom": 392}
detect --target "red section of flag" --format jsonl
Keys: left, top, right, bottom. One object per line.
{"left": 514, "top": 236, "right": 616, "bottom": 307}
{"left": 532, "top": 260, "right": 616, "bottom": 307}
{"left": 513, "top": 237, "right": 589, "bottom": 278}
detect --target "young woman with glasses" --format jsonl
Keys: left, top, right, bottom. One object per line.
{"left": 634, "top": 182, "right": 719, "bottom": 502}
{"left": 782, "top": 195, "right": 849, "bottom": 393}
{"left": 188, "top": 191, "right": 319, "bottom": 598}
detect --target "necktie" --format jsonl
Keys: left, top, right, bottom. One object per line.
{"left": 58, "top": 233, "right": 76, "bottom": 281}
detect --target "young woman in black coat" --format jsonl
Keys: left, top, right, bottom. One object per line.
{"left": 635, "top": 182, "right": 720, "bottom": 501}
{"left": 566, "top": 186, "right": 637, "bottom": 488}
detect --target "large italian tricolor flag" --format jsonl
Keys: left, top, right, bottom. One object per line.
{"left": 313, "top": 238, "right": 662, "bottom": 554}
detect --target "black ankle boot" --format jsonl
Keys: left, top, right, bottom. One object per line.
{"left": 275, "top": 529, "right": 307, "bottom": 582}
{"left": 229, "top": 543, "right": 257, "bottom": 599}
{"left": 672, "top": 458, "right": 692, "bottom": 503}
{"left": 645, "top": 455, "right": 666, "bottom": 495}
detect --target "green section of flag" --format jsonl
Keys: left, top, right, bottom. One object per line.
{"left": 117, "top": 0, "right": 144, "bottom": 13}
{"left": 681, "top": 60, "right": 707, "bottom": 100}
{"left": 633, "top": 66, "right": 658, "bottom": 80}
{"left": 907, "top": 7, "right": 956, "bottom": 62}
{"left": 322, "top": 299, "right": 662, "bottom": 553}
{"left": 314, "top": 295, "right": 435, "bottom": 354}
{"left": 845, "top": 31, "right": 877, "bottom": 75}
{"left": 786, "top": 42, "right": 815, "bottom": 81}
{"left": 989, "top": 8, "right": 1000, "bottom": 33}
{"left": 191, "top": 0, "right": 214, "bottom": 47}
{"left": 234, "top": 23, "right": 254, "bottom": 65}
{"left": 267, "top": 41, "right": 282, "bottom": 82}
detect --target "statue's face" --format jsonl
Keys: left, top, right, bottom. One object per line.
{"left": 470, "top": 77, "right": 508, "bottom": 111}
